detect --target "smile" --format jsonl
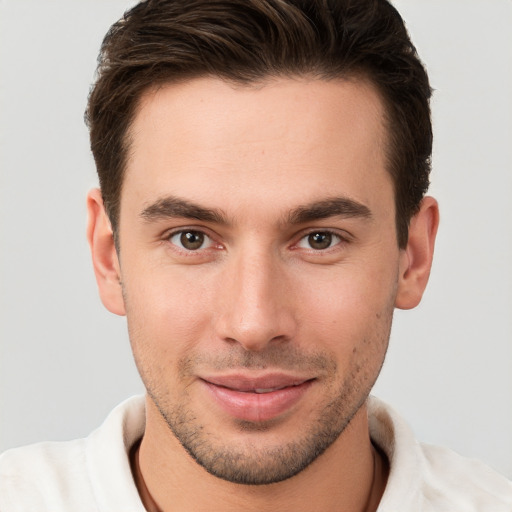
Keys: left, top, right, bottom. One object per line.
{"left": 200, "top": 374, "right": 315, "bottom": 422}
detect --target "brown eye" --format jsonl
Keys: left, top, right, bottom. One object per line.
{"left": 297, "top": 231, "right": 341, "bottom": 250}
{"left": 308, "top": 232, "right": 332, "bottom": 250}
{"left": 170, "top": 230, "right": 210, "bottom": 251}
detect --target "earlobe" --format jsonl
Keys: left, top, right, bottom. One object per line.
{"left": 395, "top": 196, "right": 439, "bottom": 310}
{"left": 86, "top": 189, "right": 126, "bottom": 316}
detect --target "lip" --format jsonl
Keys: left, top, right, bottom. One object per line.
{"left": 201, "top": 373, "right": 314, "bottom": 422}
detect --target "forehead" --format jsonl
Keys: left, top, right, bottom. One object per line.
{"left": 123, "top": 76, "right": 391, "bottom": 218}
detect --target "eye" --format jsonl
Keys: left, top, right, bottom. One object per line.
{"left": 297, "top": 231, "right": 342, "bottom": 250}
{"left": 169, "top": 230, "right": 214, "bottom": 251}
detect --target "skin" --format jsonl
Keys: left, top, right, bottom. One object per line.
{"left": 87, "top": 76, "right": 438, "bottom": 511}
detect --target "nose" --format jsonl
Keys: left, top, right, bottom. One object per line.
{"left": 214, "top": 247, "right": 297, "bottom": 352}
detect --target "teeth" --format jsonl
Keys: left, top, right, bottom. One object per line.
{"left": 254, "top": 387, "right": 283, "bottom": 393}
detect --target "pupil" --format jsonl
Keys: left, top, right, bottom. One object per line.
{"left": 181, "top": 231, "right": 204, "bottom": 250}
{"left": 309, "top": 232, "right": 331, "bottom": 250}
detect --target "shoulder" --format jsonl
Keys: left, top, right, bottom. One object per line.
{"left": 368, "top": 396, "right": 512, "bottom": 511}
{"left": 418, "top": 442, "right": 512, "bottom": 509}
{"left": 0, "top": 395, "right": 146, "bottom": 512}
{"left": 0, "top": 438, "right": 95, "bottom": 512}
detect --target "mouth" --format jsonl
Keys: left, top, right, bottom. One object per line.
{"left": 200, "top": 374, "right": 315, "bottom": 422}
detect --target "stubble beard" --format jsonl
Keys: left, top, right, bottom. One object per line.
{"left": 143, "top": 343, "right": 387, "bottom": 486}
{"left": 151, "top": 389, "right": 365, "bottom": 485}
{"left": 126, "top": 278, "right": 396, "bottom": 486}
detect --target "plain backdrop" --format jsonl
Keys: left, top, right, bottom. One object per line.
{"left": 1, "top": 0, "right": 511, "bottom": 479}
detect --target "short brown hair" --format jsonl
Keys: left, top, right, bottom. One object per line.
{"left": 86, "top": 0, "right": 432, "bottom": 248}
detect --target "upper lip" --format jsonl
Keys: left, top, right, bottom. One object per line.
{"left": 201, "top": 374, "right": 313, "bottom": 392}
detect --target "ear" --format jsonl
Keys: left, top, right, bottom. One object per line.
{"left": 395, "top": 196, "right": 439, "bottom": 310}
{"left": 86, "top": 189, "right": 126, "bottom": 316}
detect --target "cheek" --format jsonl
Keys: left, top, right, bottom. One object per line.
{"left": 295, "top": 262, "right": 397, "bottom": 354}
{"left": 122, "top": 272, "right": 213, "bottom": 402}
{"left": 121, "top": 266, "right": 217, "bottom": 359}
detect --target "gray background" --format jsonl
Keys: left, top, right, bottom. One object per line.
{"left": 1, "top": 0, "right": 511, "bottom": 478}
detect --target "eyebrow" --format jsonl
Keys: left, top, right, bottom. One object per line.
{"left": 140, "top": 196, "right": 228, "bottom": 224}
{"left": 140, "top": 195, "right": 372, "bottom": 226}
{"left": 287, "top": 197, "right": 372, "bottom": 224}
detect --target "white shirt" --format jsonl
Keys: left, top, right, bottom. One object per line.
{"left": 1, "top": 395, "right": 511, "bottom": 511}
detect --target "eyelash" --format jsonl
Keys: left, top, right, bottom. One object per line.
{"left": 163, "top": 227, "right": 350, "bottom": 254}
{"left": 293, "top": 229, "right": 350, "bottom": 253}
{"left": 165, "top": 228, "right": 221, "bottom": 253}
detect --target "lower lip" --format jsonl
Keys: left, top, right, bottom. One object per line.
{"left": 202, "top": 380, "right": 313, "bottom": 422}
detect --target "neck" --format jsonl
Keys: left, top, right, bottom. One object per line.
{"left": 131, "top": 399, "right": 388, "bottom": 512}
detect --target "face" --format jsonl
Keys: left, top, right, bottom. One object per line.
{"left": 104, "top": 77, "right": 408, "bottom": 484}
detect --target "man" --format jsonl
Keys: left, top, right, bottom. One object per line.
{"left": 1, "top": 0, "right": 511, "bottom": 510}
